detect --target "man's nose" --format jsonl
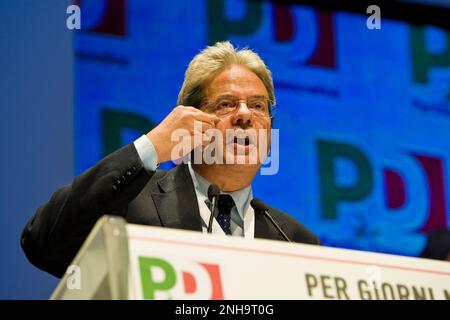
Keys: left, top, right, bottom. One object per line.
{"left": 232, "top": 102, "right": 253, "bottom": 128}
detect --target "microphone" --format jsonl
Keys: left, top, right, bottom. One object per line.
{"left": 207, "top": 184, "right": 221, "bottom": 233}
{"left": 250, "top": 198, "right": 292, "bottom": 242}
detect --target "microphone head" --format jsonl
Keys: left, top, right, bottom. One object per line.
{"left": 250, "top": 198, "right": 267, "bottom": 213}
{"left": 207, "top": 184, "right": 220, "bottom": 201}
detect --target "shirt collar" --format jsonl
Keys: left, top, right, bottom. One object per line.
{"left": 187, "top": 162, "right": 252, "bottom": 221}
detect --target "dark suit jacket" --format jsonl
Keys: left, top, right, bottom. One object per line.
{"left": 21, "top": 143, "right": 320, "bottom": 278}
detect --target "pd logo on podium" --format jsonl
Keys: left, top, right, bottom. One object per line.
{"left": 138, "top": 256, "right": 224, "bottom": 300}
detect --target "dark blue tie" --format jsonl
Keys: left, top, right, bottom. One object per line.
{"left": 217, "top": 194, "right": 235, "bottom": 235}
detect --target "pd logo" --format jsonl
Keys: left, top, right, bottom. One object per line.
{"left": 208, "top": 0, "right": 337, "bottom": 69}
{"left": 138, "top": 256, "right": 224, "bottom": 300}
{"left": 318, "top": 139, "right": 448, "bottom": 233}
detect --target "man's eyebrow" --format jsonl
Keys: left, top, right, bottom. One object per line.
{"left": 250, "top": 95, "right": 267, "bottom": 99}
{"left": 215, "top": 94, "right": 268, "bottom": 99}
{"left": 215, "top": 94, "right": 235, "bottom": 99}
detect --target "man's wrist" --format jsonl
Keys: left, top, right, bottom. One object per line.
{"left": 134, "top": 135, "right": 159, "bottom": 172}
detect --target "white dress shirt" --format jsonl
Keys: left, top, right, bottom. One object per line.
{"left": 134, "top": 135, "right": 255, "bottom": 239}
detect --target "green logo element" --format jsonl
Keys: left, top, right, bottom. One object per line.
{"left": 318, "top": 139, "right": 373, "bottom": 219}
{"left": 207, "top": 0, "right": 263, "bottom": 44}
{"left": 139, "top": 257, "right": 176, "bottom": 300}
{"left": 102, "top": 109, "right": 154, "bottom": 156}
{"left": 411, "top": 26, "right": 450, "bottom": 85}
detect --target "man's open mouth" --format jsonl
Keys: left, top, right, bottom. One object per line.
{"left": 234, "top": 136, "right": 250, "bottom": 146}
{"left": 227, "top": 129, "right": 257, "bottom": 147}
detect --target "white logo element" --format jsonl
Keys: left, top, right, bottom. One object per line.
{"left": 366, "top": 5, "right": 381, "bottom": 30}
{"left": 66, "top": 5, "right": 81, "bottom": 30}
{"left": 365, "top": 265, "right": 382, "bottom": 290}
{"left": 66, "top": 265, "right": 81, "bottom": 290}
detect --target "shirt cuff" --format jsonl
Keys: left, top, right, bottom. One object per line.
{"left": 134, "top": 135, "right": 159, "bottom": 172}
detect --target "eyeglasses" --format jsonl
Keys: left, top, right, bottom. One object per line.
{"left": 202, "top": 96, "right": 276, "bottom": 118}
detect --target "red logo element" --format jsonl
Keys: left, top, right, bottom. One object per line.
{"left": 384, "top": 153, "right": 448, "bottom": 233}
{"left": 76, "top": 0, "right": 127, "bottom": 36}
{"left": 182, "top": 263, "right": 224, "bottom": 300}
{"left": 273, "top": 5, "right": 337, "bottom": 69}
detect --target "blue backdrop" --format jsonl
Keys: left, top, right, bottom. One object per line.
{"left": 75, "top": 0, "right": 450, "bottom": 258}
{"left": 1, "top": 0, "right": 449, "bottom": 299}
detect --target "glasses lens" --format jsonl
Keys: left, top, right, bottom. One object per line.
{"left": 207, "top": 97, "right": 275, "bottom": 117}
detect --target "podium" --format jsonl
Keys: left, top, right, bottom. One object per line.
{"left": 51, "top": 216, "right": 450, "bottom": 300}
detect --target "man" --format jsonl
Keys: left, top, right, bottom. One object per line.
{"left": 21, "top": 42, "right": 320, "bottom": 278}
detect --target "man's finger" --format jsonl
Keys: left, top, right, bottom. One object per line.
{"left": 188, "top": 107, "right": 220, "bottom": 125}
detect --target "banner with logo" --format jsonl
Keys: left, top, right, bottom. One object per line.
{"left": 127, "top": 225, "right": 450, "bottom": 300}
{"left": 75, "top": 0, "right": 450, "bottom": 258}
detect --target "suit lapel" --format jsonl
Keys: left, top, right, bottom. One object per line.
{"left": 151, "top": 164, "right": 203, "bottom": 232}
{"left": 150, "top": 167, "right": 285, "bottom": 240}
